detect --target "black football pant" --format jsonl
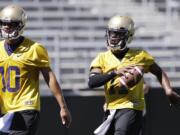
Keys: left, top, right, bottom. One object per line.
{"left": 0, "top": 110, "right": 40, "bottom": 135}
{"left": 105, "top": 109, "right": 143, "bottom": 135}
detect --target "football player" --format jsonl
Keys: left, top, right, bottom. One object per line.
{"left": 88, "top": 15, "right": 180, "bottom": 135}
{"left": 0, "top": 5, "right": 71, "bottom": 135}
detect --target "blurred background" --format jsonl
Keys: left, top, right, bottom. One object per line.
{"left": 1, "top": 0, "right": 180, "bottom": 135}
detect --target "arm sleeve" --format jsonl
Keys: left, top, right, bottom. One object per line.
{"left": 88, "top": 71, "right": 116, "bottom": 88}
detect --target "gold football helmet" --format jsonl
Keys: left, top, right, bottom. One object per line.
{"left": 106, "top": 15, "right": 135, "bottom": 52}
{"left": 0, "top": 5, "right": 27, "bottom": 39}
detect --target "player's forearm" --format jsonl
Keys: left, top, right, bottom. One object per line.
{"left": 48, "top": 74, "right": 68, "bottom": 109}
{"left": 150, "top": 63, "right": 173, "bottom": 95}
{"left": 159, "top": 71, "right": 173, "bottom": 95}
{"left": 54, "top": 92, "right": 68, "bottom": 109}
{"left": 88, "top": 71, "right": 116, "bottom": 88}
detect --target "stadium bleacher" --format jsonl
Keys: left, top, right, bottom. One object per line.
{"left": 1, "top": 0, "right": 180, "bottom": 95}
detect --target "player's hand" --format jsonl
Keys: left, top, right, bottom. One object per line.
{"left": 60, "top": 107, "right": 72, "bottom": 128}
{"left": 115, "top": 65, "right": 135, "bottom": 77}
{"left": 166, "top": 90, "right": 180, "bottom": 108}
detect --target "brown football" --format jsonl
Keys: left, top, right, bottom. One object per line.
{"left": 119, "top": 66, "right": 144, "bottom": 89}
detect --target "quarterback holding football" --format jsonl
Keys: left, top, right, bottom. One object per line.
{"left": 88, "top": 15, "right": 180, "bottom": 135}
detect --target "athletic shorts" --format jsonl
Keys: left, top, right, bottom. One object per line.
{"left": 105, "top": 109, "right": 143, "bottom": 135}
{"left": 0, "top": 110, "right": 40, "bottom": 135}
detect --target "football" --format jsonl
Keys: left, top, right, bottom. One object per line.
{"left": 119, "top": 66, "right": 144, "bottom": 89}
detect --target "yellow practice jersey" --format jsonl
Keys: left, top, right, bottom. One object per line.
{"left": 0, "top": 37, "right": 50, "bottom": 114}
{"left": 90, "top": 49, "right": 154, "bottom": 111}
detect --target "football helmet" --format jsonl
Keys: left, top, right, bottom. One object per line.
{"left": 106, "top": 15, "right": 135, "bottom": 52}
{"left": 0, "top": 5, "right": 27, "bottom": 40}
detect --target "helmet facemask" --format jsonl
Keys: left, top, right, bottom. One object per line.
{"left": 0, "top": 21, "right": 24, "bottom": 40}
{"left": 106, "top": 28, "right": 129, "bottom": 52}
